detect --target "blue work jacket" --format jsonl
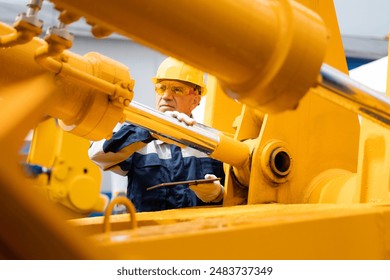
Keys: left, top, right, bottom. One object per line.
{"left": 89, "top": 124, "right": 225, "bottom": 212}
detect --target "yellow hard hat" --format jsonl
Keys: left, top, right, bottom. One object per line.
{"left": 151, "top": 57, "right": 207, "bottom": 96}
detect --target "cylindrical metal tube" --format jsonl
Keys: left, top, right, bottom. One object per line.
{"left": 317, "top": 64, "right": 390, "bottom": 128}
{"left": 0, "top": 22, "right": 133, "bottom": 141}
{"left": 124, "top": 101, "right": 250, "bottom": 167}
{"left": 50, "top": 0, "right": 328, "bottom": 113}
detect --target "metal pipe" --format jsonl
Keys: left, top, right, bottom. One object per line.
{"left": 35, "top": 45, "right": 132, "bottom": 104}
{"left": 0, "top": 0, "right": 43, "bottom": 47}
{"left": 26, "top": 0, "right": 43, "bottom": 17}
{"left": 124, "top": 101, "right": 250, "bottom": 168}
{"left": 317, "top": 64, "right": 390, "bottom": 128}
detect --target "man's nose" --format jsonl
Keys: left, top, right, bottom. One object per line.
{"left": 161, "top": 89, "right": 173, "bottom": 99}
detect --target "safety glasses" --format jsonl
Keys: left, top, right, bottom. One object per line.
{"left": 154, "top": 83, "right": 194, "bottom": 96}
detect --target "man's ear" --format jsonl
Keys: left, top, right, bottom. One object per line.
{"left": 190, "top": 95, "right": 201, "bottom": 111}
{"left": 194, "top": 95, "right": 201, "bottom": 106}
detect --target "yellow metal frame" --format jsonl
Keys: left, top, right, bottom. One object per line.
{"left": 0, "top": 0, "right": 389, "bottom": 260}
{"left": 77, "top": 204, "right": 390, "bottom": 260}
{"left": 28, "top": 118, "right": 107, "bottom": 216}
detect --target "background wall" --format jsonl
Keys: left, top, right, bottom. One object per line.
{"left": 334, "top": 0, "right": 389, "bottom": 67}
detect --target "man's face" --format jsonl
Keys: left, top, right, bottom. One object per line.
{"left": 155, "top": 80, "right": 201, "bottom": 116}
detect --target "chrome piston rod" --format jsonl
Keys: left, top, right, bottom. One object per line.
{"left": 317, "top": 64, "right": 390, "bottom": 128}
{"left": 123, "top": 63, "right": 389, "bottom": 168}
{"left": 123, "top": 101, "right": 250, "bottom": 168}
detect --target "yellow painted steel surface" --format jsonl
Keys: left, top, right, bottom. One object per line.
{"left": 70, "top": 204, "right": 390, "bottom": 260}
{"left": 0, "top": 0, "right": 389, "bottom": 260}
{"left": 0, "top": 76, "right": 104, "bottom": 259}
{"left": 28, "top": 118, "right": 107, "bottom": 215}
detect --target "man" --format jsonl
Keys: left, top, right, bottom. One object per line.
{"left": 89, "top": 57, "right": 225, "bottom": 212}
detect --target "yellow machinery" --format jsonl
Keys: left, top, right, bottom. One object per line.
{"left": 0, "top": 0, "right": 390, "bottom": 259}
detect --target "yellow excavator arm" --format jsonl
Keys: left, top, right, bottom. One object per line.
{"left": 0, "top": 0, "right": 390, "bottom": 260}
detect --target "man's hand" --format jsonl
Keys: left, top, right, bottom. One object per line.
{"left": 165, "top": 111, "right": 196, "bottom": 126}
{"left": 189, "top": 174, "right": 224, "bottom": 203}
{"left": 151, "top": 111, "right": 196, "bottom": 146}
